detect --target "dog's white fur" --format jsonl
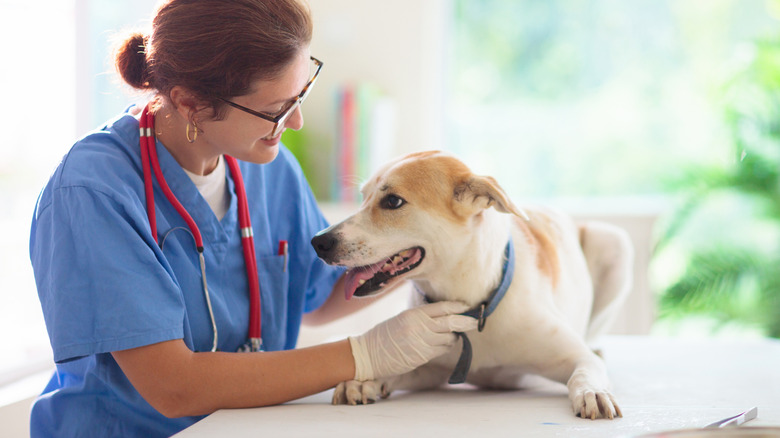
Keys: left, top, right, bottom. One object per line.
{"left": 313, "top": 151, "right": 633, "bottom": 419}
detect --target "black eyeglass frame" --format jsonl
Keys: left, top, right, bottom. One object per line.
{"left": 220, "top": 56, "right": 323, "bottom": 136}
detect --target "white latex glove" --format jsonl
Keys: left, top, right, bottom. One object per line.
{"left": 349, "top": 301, "right": 478, "bottom": 381}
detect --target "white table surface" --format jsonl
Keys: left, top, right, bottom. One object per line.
{"left": 175, "top": 336, "right": 780, "bottom": 437}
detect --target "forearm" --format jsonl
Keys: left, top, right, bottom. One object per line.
{"left": 113, "top": 338, "right": 355, "bottom": 418}
{"left": 201, "top": 341, "right": 355, "bottom": 411}
{"left": 302, "top": 275, "right": 404, "bottom": 326}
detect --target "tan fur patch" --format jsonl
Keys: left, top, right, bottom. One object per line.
{"left": 514, "top": 212, "right": 561, "bottom": 288}
{"left": 370, "top": 153, "right": 474, "bottom": 226}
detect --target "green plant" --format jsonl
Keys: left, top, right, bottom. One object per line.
{"left": 656, "top": 33, "right": 780, "bottom": 337}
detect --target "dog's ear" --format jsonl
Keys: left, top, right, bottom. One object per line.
{"left": 453, "top": 175, "right": 529, "bottom": 220}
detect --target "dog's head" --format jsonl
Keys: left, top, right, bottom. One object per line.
{"left": 311, "top": 150, "right": 527, "bottom": 300}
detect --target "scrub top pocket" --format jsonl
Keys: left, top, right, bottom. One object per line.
{"left": 255, "top": 253, "right": 290, "bottom": 351}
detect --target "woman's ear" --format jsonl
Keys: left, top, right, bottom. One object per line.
{"left": 168, "top": 86, "right": 202, "bottom": 122}
{"left": 453, "top": 175, "right": 530, "bottom": 221}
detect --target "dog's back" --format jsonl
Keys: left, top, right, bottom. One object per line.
{"left": 508, "top": 207, "right": 593, "bottom": 337}
{"left": 509, "top": 207, "right": 633, "bottom": 341}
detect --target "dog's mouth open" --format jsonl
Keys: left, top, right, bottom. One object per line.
{"left": 344, "top": 247, "right": 425, "bottom": 299}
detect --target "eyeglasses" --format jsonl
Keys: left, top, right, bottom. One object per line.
{"left": 220, "top": 56, "right": 323, "bottom": 138}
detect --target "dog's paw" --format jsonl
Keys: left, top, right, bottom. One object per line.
{"left": 570, "top": 388, "right": 622, "bottom": 420}
{"left": 331, "top": 380, "right": 392, "bottom": 405}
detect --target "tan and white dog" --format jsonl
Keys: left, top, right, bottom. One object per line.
{"left": 311, "top": 151, "right": 633, "bottom": 420}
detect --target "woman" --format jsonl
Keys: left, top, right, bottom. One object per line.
{"left": 29, "top": 0, "right": 476, "bottom": 436}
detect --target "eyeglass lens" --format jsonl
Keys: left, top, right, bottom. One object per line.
{"left": 272, "top": 65, "right": 319, "bottom": 136}
{"left": 272, "top": 100, "right": 302, "bottom": 137}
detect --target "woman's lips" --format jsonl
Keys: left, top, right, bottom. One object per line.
{"left": 260, "top": 132, "right": 282, "bottom": 146}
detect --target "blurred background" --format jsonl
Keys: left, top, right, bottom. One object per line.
{"left": 2, "top": 0, "right": 780, "bottom": 403}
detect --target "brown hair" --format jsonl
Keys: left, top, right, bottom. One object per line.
{"left": 114, "top": 0, "right": 313, "bottom": 120}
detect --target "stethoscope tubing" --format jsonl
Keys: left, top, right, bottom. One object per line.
{"left": 224, "top": 155, "right": 262, "bottom": 344}
{"left": 143, "top": 109, "right": 204, "bottom": 249}
{"left": 139, "top": 104, "right": 262, "bottom": 352}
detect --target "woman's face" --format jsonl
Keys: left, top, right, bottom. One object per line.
{"left": 200, "top": 48, "right": 313, "bottom": 164}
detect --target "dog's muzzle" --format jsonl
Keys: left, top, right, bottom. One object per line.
{"left": 311, "top": 229, "right": 339, "bottom": 263}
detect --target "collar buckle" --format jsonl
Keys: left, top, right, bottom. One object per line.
{"left": 477, "top": 302, "right": 487, "bottom": 332}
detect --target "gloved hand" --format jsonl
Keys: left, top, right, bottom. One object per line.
{"left": 348, "top": 301, "right": 478, "bottom": 381}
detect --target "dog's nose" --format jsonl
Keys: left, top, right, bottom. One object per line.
{"left": 311, "top": 232, "right": 337, "bottom": 259}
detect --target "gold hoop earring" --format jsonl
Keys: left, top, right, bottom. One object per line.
{"left": 186, "top": 121, "right": 198, "bottom": 143}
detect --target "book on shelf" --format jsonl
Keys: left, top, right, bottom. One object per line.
{"left": 333, "top": 83, "right": 396, "bottom": 202}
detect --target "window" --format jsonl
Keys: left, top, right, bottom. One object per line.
{"left": 0, "top": 0, "right": 155, "bottom": 386}
{"left": 445, "top": 0, "right": 779, "bottom": 200}
{"left": 0, "top": 0, "right": 77, "bottom": 385}
{"left": 445, "top": 0, "right": 780, "bottom": 337}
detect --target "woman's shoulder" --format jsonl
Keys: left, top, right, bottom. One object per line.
{"left": 41, "top": 111, "right": 143, "bottom": 208}
{"left": 59, "top": 112, "right": 141, "bottom": 186}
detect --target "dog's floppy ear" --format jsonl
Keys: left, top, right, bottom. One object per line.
{"left": 453, "top": 175, "right": 530, "bottom": 220}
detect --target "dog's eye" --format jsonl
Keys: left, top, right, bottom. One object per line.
{"left": 380, "top": 194, "right": 406, "bottom": 210}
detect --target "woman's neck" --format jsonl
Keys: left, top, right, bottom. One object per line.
{"left": 153, "top": 103, "right": 220, "bottom": 176}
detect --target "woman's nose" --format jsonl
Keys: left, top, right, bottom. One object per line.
{"left": 285, "top": 105, "right": 304, "bottom": 131}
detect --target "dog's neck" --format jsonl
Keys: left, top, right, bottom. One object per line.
{"left": 414, "top": 209, "right": 512, "bottom": 308}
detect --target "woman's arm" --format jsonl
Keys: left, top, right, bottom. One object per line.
{"left": 113, "top": 301, "right": 477, "bottom": 418}
{"left": 112, "top": 338, "right": 355, "bottom": 418}
{"left": 301, "top": 274, "right": 406, "bottom": 326}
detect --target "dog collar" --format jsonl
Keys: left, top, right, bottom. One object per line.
{"left": 421, "top": 236, "right": 515, "bottom": 384}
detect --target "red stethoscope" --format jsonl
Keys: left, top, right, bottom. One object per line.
{"left": 139, "top": 103, "right": 263, "bottom": 352}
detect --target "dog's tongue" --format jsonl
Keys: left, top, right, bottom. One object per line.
{"left": 344, "top": 261, "right": 385, "bottom": 300}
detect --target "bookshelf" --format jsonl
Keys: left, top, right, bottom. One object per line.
{"left": 283, "top": 0, "right": 450, "bottom": 201}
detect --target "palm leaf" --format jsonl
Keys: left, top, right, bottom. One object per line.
{"left": 659, "top": 247, "right": 762, "bottom": 321}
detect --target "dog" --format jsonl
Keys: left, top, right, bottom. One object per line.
{"left": 311, "top": 150, "right": 633, "bottom": 419}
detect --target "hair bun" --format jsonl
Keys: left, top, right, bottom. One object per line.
{"left": 114, "top": 32, "right": 153, "bottom": 90}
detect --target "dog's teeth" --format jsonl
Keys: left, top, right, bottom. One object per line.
{"left": 383, "top": 262, "right": 392, "bottom": 270}
{"left": 400, "top": 249, "right": 413, "bottom": 258}
{"left": 358, "top": 279, "right": 366, "bottom": 285}
{"left": 392, "top": 256, "right": 402, "bottom": 264}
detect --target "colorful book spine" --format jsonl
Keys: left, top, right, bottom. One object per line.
{"left": 333, "top": 83, "right": 396, "bottom": 202}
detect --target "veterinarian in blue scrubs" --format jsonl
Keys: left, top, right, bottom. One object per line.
{"left": 28, "top": 1, "right": 476, "bottom": 436}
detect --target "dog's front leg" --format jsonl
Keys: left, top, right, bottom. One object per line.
{"left": 531, "top": 332, "right": 622, "bottom": 420}
{"left": 332, "top": 379, "right": 388, "bottom": 405}
{"left": 332, "top": 362, "right": 451, "bottom": 405}
{"left": 565, "top": 353, "right": 622, "bottom": 420}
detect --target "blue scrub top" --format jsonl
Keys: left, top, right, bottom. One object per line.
{"left": 29, "top": 110, "right": 344, "bottom": 437}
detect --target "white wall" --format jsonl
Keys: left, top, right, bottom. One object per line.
{"left": 303, "top": 0, "right": 450, "bottom": 184}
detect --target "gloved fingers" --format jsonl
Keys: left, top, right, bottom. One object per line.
{"left": 424, "top": 329, "right": 465, "bottom": 348}
{"left": 415, "top": 300, "right": 471, "bottom": 318}
{"left": 444, "top": 314, "right": 479, "bottom": 332}
{"left": 427, "top": 333, "right": 469, "bottom": 357}
{"left": 425, "top": 314, "right": 479, "bottom": 333}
